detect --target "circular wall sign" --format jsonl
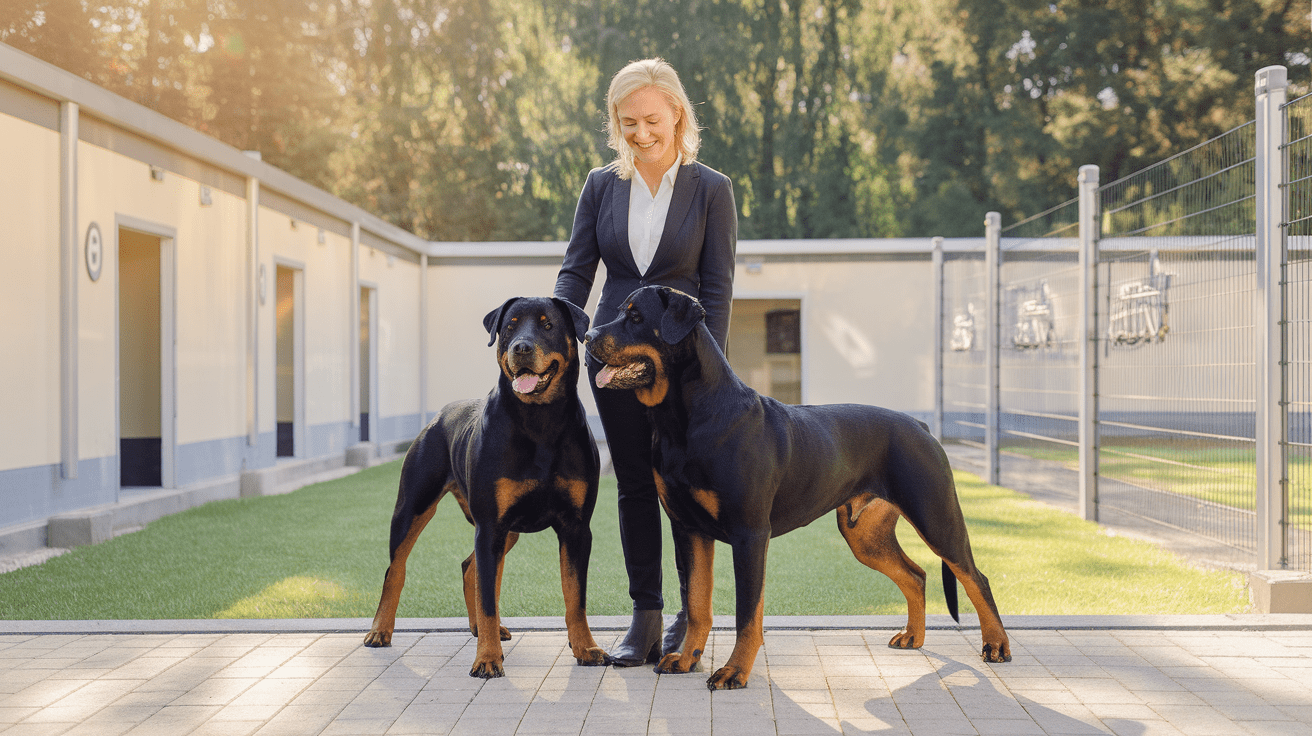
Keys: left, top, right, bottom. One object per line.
{"left": 85, "top": 222, "right": 103, "bottom": 282}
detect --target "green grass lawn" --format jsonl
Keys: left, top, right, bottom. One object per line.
{"left": 0, "top": 460, "right": 1251, "bottom": 620}
{"left": 1005, "top": 439, "right": 1312, "bottom": 529}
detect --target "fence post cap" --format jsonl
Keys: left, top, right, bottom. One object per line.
{"left": 1255, "top": 65, "right": 1288, "bottom": 94}
{"left": 984, "top": 212, "right": 1001, "bottom": 228}
{"left": 1078, "top": 164, "right": 1100, "bottom": 183}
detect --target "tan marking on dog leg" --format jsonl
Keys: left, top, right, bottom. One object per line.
{"left": 690, "top": 488, "right": 720, "bottom": 520}
{"left": 557, "top": 478, "right": 589, "bottom": 511}
{"left": 464, "top": 537, "right": 516, "bottom": 642}
{"left": 708, "top": 594, "right": 764, "bottom": 690}
{"left": 652, "top": 471, "right": 678, "bottom": 521}
{"left": 657, "top": 533, "right": 714, "bottom": 674}
{"left": 365, "top": 499, "right": 440, "bottom": 647}
{"left": 470, "top": 531, "right": 519, "bottom": 678}
{"left": 559, "top": 544, "right": 605, "bottom": 665}
{"left": 837, "top": 499, "right": 927, "bottom": 649}
{"left": 495, "top": 478, "right": 538, "bottom": 519}
{"left": 945, "top": 561, "right": 1011, "bottom": 663}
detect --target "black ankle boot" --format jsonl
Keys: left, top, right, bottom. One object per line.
{"left": 661, "top": 609, "right": 687, "bottom": 656}
{"left": 607, "top": 608, "right": 663, "bottom": 667}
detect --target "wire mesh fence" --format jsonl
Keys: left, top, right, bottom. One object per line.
{"left": 996, "top": 200, "right": 1083, "bottom": 492}
{"left": 928, "top": 66, "right": 1312, "bottom": 570}
{"left": 941, "top": 251, "right": 988, "bottom": 447}
{"left": 1095, "top": 122, "right": 1257, "bottom": 553}
{"left": 1284, "top": 92, "right": 1312, "bottom": 570}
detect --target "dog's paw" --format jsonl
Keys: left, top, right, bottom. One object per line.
{"left": 362, "top": 630, "right": 392, "bottom": 648}
{"left": 575, "top": 647, "right": 608, "bottom": 667}
{"left": 981, "top": 642, "right": 1011, "bottom": 663}
{"left": 469, "top": 659, "right": 505, "bottom": 679}
{"left": 706, "top": 666, "right": 749, "bottom": 690}
{"left": 654, "top": 652, "right": 693, "bottom": 674}
{"left": 887, "top": 630, "right": 922, "bottom": 649}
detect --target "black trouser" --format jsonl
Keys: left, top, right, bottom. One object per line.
{"left": 588, "top": 358, "right": 688, "bottom": 612}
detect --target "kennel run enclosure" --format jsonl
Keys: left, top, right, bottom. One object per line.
{"left": 936, "top": 66, "right": 1312, "bottom": 571}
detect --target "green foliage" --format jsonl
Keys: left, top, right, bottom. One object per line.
{"left": 4, "top": 0, "right": 1308, "bottom": 239}
{"left": 0, "top": 461, "right": 1248, "bottom": 620}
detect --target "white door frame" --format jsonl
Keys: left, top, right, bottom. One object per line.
{"left": 115, "top": 215, "right": 177, "bottom": 492}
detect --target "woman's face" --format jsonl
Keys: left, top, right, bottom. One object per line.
{"left": 617, "top": 86, "right": 680, "bottom": 173}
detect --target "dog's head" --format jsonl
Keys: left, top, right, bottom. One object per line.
{"left": 584, "top": 286, "right": 705, "bottom": 407}
{"left": 483, "top": 297, "right": 590, "bottom": 405}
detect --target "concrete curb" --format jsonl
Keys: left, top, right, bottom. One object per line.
{"left": 3, "top": 613, "right": 1311, "bottom": 636}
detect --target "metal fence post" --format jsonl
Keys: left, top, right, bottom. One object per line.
{"left": 985, "top": 212, "right": 1001, "bottom": 485}
{"left": 1078, "top": 165, "right": 1100, "bottom": 521}
{"left": 932, "top": 237, "right": 945, "bottom": 441}
{"left": 1255, "top": 65, "right": 1289, "bottom": 570}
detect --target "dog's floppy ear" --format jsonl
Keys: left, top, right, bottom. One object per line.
{"left": 656, "top": 287, "right": 706, "bottom": 345}
{"left": 482, "top": 297, "right": 520, "bottom": 347}
{"left": 552, "top": 298, "right": 590, "bottom": 343}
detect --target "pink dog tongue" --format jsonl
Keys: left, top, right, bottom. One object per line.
{"left": 596, "top": 365, "right": 617, "bottom": 388}
{"left": 513, "top": 374, "right": 541, "bottom": 393}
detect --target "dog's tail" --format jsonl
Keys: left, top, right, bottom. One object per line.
{"left": 943, "top": 561, "right": 960, "bottom": 623}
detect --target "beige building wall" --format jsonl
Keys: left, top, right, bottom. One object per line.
{"left": 0, "top": 108, "right": 60, "bottom": 472}
{"left": 173, "top": 185, "right": 247, "bottom": 448}
{"left": 734, "top": 257, "right": 933, "bottom": 413}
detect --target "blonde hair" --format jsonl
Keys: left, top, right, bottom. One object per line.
{"left": 605, "top": 58, "right": 700, "bottom": 180}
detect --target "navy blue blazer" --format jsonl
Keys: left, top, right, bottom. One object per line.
{"left": 554, "top": 162, "right": 737, "bottom": 352}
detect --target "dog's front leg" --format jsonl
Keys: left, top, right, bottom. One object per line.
{"left": 656, "top": 532, "right": 715, "bottom": 675}
{"left": 555, "top": 523, "right": 606, "bottom": 666}
{"left": 469, "top": 525, "right": 508, "bottom": 678}
{"left": 706, "top": 533, "right": 769, "bottom": 690}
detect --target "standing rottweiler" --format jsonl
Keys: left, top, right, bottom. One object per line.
{"left": 585, "top": 285, "right": 1010, "bottom": 690}
{"left": 364, "top": 297, "right": 607, "bottom": 678}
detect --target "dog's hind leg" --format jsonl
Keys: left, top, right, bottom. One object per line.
{"left": 837, "top": 497, "right": 928, "bottom": 650}
{"left": 462, "top": 534, "right": 517, "bottom": 643}
{"left": 364, "top": 474, "right": 449, "bottom": 648}
{"left": 896, "top": 475, "right": 1011, "bottom": 663}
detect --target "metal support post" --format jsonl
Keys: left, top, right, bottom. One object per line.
{"left": 985, "top": 212, "right": 1001, "bottom": 485}
{"left": 1255, "top": 65, "right": 1289, "bottom": 570}
{"left": 1077, "top": 165, "right": 1100, "bottom": 522}
{"left": 931, "top": 237, "right": 945, "bottom": 441}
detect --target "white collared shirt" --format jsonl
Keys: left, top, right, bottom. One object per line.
{"left": 628, "top": 154, "right": 681, "bottom": 276}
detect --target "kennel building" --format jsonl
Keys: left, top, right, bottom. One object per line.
{"left": 0, "top": 42, "right": 956, "bottom": 556}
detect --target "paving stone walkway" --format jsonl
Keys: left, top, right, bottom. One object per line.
{"left": 3, "top": 616, "right": 1312, "bottom": 735}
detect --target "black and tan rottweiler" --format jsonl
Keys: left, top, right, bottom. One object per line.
{"left": 364, "top": 296, "right": 607, "bottom": 678}
{"left": 585, "top": 285, "right": 1010, "bottom": 690}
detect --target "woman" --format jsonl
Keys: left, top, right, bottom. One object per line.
{"left": 554, "top": 58, "right": 737, "bottom": 666}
